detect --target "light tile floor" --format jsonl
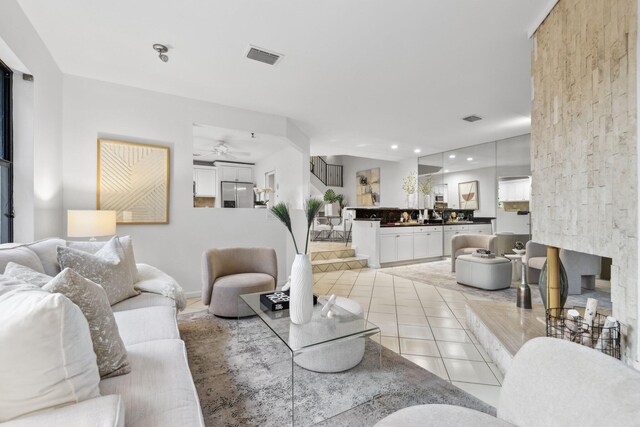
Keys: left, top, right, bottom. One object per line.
{"left": 184, "top": 267, "right": 502, "bottom": 407}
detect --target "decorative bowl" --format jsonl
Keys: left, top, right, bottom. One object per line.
{"left": 513, "top": 249, "right": 526, "bottom": 255}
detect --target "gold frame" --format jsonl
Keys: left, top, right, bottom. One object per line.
{"left": 458, "top": 180, "right": 479, "bottom": 210}
{"left": 97, "top": 139, "right": 170, "bottom": 224}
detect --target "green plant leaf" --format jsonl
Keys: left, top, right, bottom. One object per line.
{"left": 304, "top": 198, "right": 324, "bottom": 254}
{"left": 269, "top": 202, "right": 299, "bottom": 254}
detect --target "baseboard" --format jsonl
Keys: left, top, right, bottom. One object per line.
{"left": 184, "top": 290, "right": 201, "bottom": 298}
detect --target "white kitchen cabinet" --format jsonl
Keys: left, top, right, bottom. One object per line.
{"left": 444, "top": 229, "right": 465, "bottom": 256}
{"left": 397, "top": 235, "right": 414, "bottom": 261}
{"left": 380, "top": 234, "right": 398, "bottom": 263}
{"left": 467, "top": 224, "right": 493, "bottom": 234}
{"left": 237, "top": 167, "right": 253, "bottom": 182}
{"left": 219, "top": 164, "right": 254, "bottom": 183}
{"left": 193, "top": 166, "right": 217, "bottom": 197}
{"left": 413, "top": 232, "right": 429, "bottom": 259}
{"left": 426, "top": 228, "right": 444, "bottom": 258}
{"left": 499, "top": 178, "right": 531, "bottom": 202}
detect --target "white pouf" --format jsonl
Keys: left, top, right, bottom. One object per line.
{"left": 455, "top": 254, "right": 512, "bottom": 290}
{"left": 290, "top": 297, "right": 366, "bottom": 373}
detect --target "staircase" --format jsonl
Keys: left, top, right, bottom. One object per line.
{"left": 311, "top": 248, "right": 368, "bottom": 273}
{"left": 311, "top": 156, "right": 343, "bottom": 187}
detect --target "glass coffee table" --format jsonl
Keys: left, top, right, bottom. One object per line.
{"left": 238, "top": 292, "right": 381, "bottom": 426}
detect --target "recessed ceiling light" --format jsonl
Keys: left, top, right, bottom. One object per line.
{"left": 467, "top": 157, "right": 473, "bottom": 161}
{"left": 391, "top": 144, "right": 398, "bottom": 150}
{"left": 414, "top": 149, "right": 421, "bottom": 154}
{"left": 444, "top": 169, "right": 449, "bottom": 173}
{"left": 449, "top": 154, "right": 456, "bottom": 159}
{"left": 356, "top": 143, "right": 368, "bottom": 148}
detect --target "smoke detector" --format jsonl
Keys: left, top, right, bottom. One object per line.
{"left": 462, "top": 115, "right": 482, "bottom": 123}
{"left": 246, "top": 45, "right": 283, "bottom": 66}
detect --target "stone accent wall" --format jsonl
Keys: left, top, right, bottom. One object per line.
{"left": 531, "top": 0, "right": 638, "bottom": 363}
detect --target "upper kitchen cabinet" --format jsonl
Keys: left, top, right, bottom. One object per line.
{"left": 193, "top": 166, "right": 217, "bottom": 197}
{"left": 219, "top": 164, "right": 254, "bottom": 183}
{"left": 498, "top": 177, "right": 531, "bottom": 202}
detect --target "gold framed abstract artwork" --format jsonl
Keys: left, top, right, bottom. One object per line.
{"left": 97, "top": 139, "right": 170, "bottom": 224}
{"left": 356, "top": 168, "right": 380, "bottom": 206}
{"left": 458, "top": 180, "right": 479, "bottom": 210}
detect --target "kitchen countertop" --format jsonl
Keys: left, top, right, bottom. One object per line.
{"left": 376, "top": 221, "right": 493, "bottom": 228}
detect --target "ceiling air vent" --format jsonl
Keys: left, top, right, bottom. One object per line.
{"left": 246, "top": 46, "right": 283, "bottom": 66}
{"left": 462, "top": 115, "right": 483, "bottom": 123}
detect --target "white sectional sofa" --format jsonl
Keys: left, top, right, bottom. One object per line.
{"left": 0, "top": 238, "right": 204, "bottom": 427}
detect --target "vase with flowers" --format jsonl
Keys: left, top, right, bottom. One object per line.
{"left": 269, "top": 198, "right": 323, "bottom": 324}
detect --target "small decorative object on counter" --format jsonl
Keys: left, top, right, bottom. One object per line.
{"left": 270, "top": 198, "right": 323, "bottom": 324}
{"left": 402, "top": 171, "right": 417, "bottom": 208}
{"left": 546, "top": 305, "right": 620, "bottom": 359}
{"left": 321, "top": 294, "right": 337, "bottom": 318}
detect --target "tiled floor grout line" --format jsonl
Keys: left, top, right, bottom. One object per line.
{"left": 413, "top": 279, "right": 450, "bottom": 381}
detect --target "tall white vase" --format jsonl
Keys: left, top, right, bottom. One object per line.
{"left": 290, "top": 254, "right": 313, "bottom": 324}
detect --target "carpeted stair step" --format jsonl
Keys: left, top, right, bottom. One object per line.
{"left": 312, "top": 256, "right": 368, "bottom": 273}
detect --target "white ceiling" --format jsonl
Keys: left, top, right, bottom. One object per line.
{"left": 16, "top": 0, "right": 546, "bottom": 160}
{"left": 193, "top": 125, "right": 288, "bottom": 163}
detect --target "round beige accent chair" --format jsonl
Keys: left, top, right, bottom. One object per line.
{"left": 201, "top": 247, "right": 277, "bottom": 317}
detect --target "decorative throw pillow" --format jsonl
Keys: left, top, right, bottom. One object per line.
{"left": 57, "top": 237, "right": 138, "bottom": 305}
{"left": 0, "top": 285, "right": 100, "bottom": 422}
{"left": 67, "top": 235, "right": 139, "bottom": 282}
{"left": 43, "top": 268, "right": 131, "bottom": 379}
{"left": 3, "top": 262, "right": 52, "bottom": 287}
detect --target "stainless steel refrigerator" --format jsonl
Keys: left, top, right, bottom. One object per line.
{"left": 221, "top": 181, "right": 254, "bottom": 208}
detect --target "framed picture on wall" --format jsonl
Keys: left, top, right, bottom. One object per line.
{"left": 356, "top": 168, "right": 380, "bottom": 206}
{"left": 458, "top": 180, "right": 479, "bottom": 210}
{"left": 97, "top": 139, "right": 170, "bottom": 224}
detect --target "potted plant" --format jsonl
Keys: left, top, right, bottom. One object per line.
{"left": 270, "top": 198, "right": 323, "bottom": 324}
{"left": 323, "top": 189, "right": 340, "bottom": 216}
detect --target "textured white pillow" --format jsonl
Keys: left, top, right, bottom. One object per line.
{"left": 0, "top": 285, "right": 101, "bottom": 422}
{"left": 3, "top": 262, "right": 52, "bottom": 287}
{"left": 57, "top": 237, "right": 139, "bottom": 305}
{"left": 43, "top": 268, "right": 131, "bottom": 379}
{"left": 67, "top": 236, "right": 138, "bottom": 282}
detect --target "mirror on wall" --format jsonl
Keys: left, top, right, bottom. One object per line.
{"left": 417, "top": 134, "right": 531, "bottom": 235}
{"left": 192, "top": 124, "right": 288, "bottom": 209}
{"left": 496, "top": 134, "right": 531, "bottom": 239}
{"left": 441, "top": 141, "right": 497, "bottom": 218}
{"left": 417, "top": 152, "right": 443, "bottom": 210}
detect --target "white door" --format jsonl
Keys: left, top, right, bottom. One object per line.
{"left": 397, "top": 234, "right": 414, "bottom": 261}
{"left": 413, "top": 233, "right": 428, "bottom": 259}
{"left": 194, "top": 168, "right": 217, "bottom": 197}
{"left": 237, "top": 167, "right": 253, "bottom": 183}
{"left": 220, "top": 166, "right": 237, "bottom": 182}
{"left": 427, "top": 230, "right": 444, "bottom": 258}
{"left": 380, "top": 235, "right": 397, "bottom": 263}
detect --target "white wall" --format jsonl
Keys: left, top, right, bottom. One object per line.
{"left": 63, "top": 75, "right": 309, "bottom": 295}
{"left": 0, "top": 0, "right": 64, "bottom": 240}
{"left": 254, "top": 144, "right": 306, "bottom": 208}
{"left": 336, "top": 155, "right": 418, "bottom": 208}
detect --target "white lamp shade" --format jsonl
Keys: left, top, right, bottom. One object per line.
{"left": 67, "top": 210, "right": 117, "bottom": 238}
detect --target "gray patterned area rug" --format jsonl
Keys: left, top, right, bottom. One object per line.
{"left": 380, "top": 259, "right": 612, "bottom": 310}
{"left": 178, "top": 310, "right": 493, "bottom": 426}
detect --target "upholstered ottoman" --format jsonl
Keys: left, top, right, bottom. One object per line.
{"left": 290, "top": 297, "right": 366, "bottom": 373}
{"left": 455, "top": 255, "right": 512, "bottom": 290}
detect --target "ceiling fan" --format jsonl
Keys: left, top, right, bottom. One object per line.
{"left": 193, "top": 142, "right": 251, "bottom": 160}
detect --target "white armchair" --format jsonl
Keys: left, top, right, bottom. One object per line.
{"left": 451, "top": 234, "right": 497, "bottom": 272}
{"left": 524, "top": 241, "right": 601, "bottom": 295}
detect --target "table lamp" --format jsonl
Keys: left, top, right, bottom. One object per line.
{"left": 67, "top": 210, "right": 117, "bottom": 241}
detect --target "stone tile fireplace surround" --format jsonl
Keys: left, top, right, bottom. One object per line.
{"left": 531, "top": 0, "right": 638, "bottom": 364}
